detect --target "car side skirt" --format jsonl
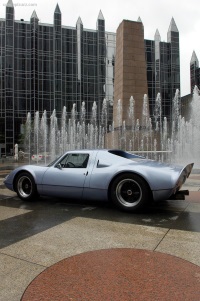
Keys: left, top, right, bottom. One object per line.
{"left": 82, "top": 188, "right": 108, "bottom": 201}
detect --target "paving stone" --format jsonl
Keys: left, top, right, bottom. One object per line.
{"left": 21, "top": 249, "right": 200, "bottom": 301}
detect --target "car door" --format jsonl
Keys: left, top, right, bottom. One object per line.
{"left": 41, "top": 152, "right": 91, "bottom": 199}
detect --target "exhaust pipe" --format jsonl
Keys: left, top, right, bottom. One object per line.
{"left": 169, "top": 190, "right": 189, "bottom": 200}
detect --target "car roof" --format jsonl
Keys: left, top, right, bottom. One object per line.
{"left": 66, "top": 149, "right": 145, "bottom": 159}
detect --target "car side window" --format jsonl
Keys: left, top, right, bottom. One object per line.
{"left": 60, "top": 153, "right": 89, "bottom": 168}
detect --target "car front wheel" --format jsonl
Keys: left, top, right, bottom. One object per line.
{"left": 110, "top": 173, "right": 149, "bottom": 212}
{"left": 15, "top": 172, "right": 38, "bottom": 201}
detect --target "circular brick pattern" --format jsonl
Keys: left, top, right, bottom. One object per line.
{"left": 22, "top": 249, "right": 200, "bottom": 301}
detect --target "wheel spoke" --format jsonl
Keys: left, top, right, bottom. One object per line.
{"left": 116, "top": 178, "right": 142, "bottom": 207}
{"left": 18, "top": 176, "right": 32, "bottom": 198}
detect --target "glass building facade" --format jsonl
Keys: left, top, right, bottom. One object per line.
{"left": 0, "top": 1, "right": 115, "bottom": 154}
{"left": 0, "top": 1, "right": 180, "bottom": 154}
{"left": 190, "top": 51, "right": 200, "bottom": 93}
{"left": 145, "top": 18, "right": 180, "bottom": 122}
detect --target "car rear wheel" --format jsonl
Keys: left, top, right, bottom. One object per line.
{"left": 15, "top": 172, "right": 38, "bottom": 201}
{"left": 110, "top": 173, "right": 149, "bottom": 212}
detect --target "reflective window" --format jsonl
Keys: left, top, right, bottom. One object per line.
{"left": 59, "top": 153, "right": 89, "bottom": 168}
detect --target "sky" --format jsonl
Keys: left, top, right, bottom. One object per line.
{"left": 0, "top": 0, "right": 200, "bottom": 97}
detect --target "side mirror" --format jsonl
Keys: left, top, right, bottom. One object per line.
{"left": 55, "top": 163, "right": 62, "bottom": 170}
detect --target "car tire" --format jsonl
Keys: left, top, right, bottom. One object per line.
{"left": 110, "top": 173, "right": 149, "bottom": 212}
{"left": 15, "top": 172, "right": 38, "bottom": 201}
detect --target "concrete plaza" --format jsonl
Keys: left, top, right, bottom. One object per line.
{"left": 0, "top": 165, "right": 200, "bottom": 300}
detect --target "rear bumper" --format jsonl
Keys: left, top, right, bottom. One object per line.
{"left": 153, "top": 188, "right": 190, "bottom": 202}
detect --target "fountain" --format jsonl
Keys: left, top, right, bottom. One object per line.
{"left": 23, "top": 86, "right": 200, "bottom": 168}
{"left": 172, "top": 86, "right": 200, "bottom": 167}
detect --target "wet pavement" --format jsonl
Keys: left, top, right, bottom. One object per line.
{"left": 0, "top": 165, "right": 200, "bottom": 300}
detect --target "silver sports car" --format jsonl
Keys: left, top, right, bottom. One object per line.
{"left": 4, "top": 149, "right": 193, "bottom": 212}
